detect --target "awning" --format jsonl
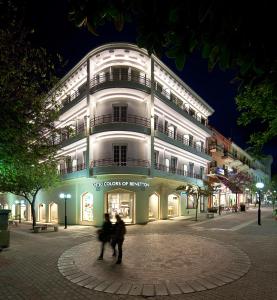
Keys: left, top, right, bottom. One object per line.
{"left": 208, "top": 174, "right": 242, "bottom": 193}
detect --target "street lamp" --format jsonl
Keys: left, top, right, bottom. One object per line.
{"left": 255, "top": 182, "right": 264, "bottom": 225}
{"left": 59, "top": 193, "right": 71, "bottom": 229}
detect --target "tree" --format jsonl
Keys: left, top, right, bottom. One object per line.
{"left": 227, "top": 171, "right": 253, "bottom": 210}
{"left": 176, "top": 181, "right": 213, "bottom": 221}
{"left": 68, "top": 0, "right": 277, "bottom": 155}
{"left": 0, "top": 0, "right": 61, "bottom": 164}
{"left": 0, "top": 0, "right": 62, "bottom": 227}
{"left": 0, "top": 160, "right": 60, "bottom": 228}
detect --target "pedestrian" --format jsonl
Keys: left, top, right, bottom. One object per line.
{"left": 111, "top": 214, "right": 126, "bottom": 264}
{"left": 97, "top": 213, "right": 112, "bottom": 260}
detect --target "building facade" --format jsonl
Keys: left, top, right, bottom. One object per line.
{"left": 5, "top": 43, "right": 216, "bottom": 226}
{"left": 207, "top": 127, "right": 272, "bottom": 209}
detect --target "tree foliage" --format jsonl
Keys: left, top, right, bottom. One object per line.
{"left": 0, "top": 159, "right": 60, "bottom": 228}
{"left": 176, "top": 181, "right": 213, "bottom": 221}
{"left": 0, "top": 0, "right": 61, "bottom": 163}
{"left": 68, "top": 0, "right": 277, "bottom": 155}
{"left": 0, "top": 0, "right": 62, "bottom": 227}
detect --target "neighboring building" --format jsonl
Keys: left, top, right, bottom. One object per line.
{"left": 207, "top": 127, "right": 272, "bottom": 209}
{"left": 6, "top": 43, "right": 214, "bottom": 226}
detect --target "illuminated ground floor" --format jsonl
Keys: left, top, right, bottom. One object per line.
{"left": 3, "top": 175, "right": 208, "bottom": 226}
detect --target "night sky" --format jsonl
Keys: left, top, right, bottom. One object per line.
{"left": 26, "top": 1, "right": 276, "bottom": 174}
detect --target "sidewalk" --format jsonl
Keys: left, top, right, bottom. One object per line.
{"left": 0, "top": 208, "right": 276, "bottom": 299}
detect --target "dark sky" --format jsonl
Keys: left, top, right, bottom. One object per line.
{"left": 27, "top": 0, "right": 276, "bottom": 175}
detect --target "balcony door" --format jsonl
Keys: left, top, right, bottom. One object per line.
{"left": 113, "top": 145, "right": 127, "bottom": 166}
{"left": 113, "top": 106, "right": 127, "bottom": 122}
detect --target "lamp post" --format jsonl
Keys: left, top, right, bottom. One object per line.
{"left": 59, "top": 193, "right": 71, "bottom": 229}
{"left": 255, "top": 182, "right": 264, "bottom": 225}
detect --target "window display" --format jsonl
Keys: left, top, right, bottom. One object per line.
{"left": 82, "top": 193, "right": 93, "bottom": 221}
{"left": 107, "top": 192, "right": 134, "bottom": 223}
{"left": 168, "top": 194, "right": 179, "bottom": 217}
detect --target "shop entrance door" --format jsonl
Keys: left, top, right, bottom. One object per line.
{"left": 168, "top": 194, "right": 180, "bottom": 217}
{"left": 107, "top": 192, "right": 134, "bottom": 224}
{"left": 149, "top": 194, "right": 159, "bottom": 220}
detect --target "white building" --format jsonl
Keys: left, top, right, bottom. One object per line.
{"left": 7, "top": 43, "right": 214, "bottom": 226}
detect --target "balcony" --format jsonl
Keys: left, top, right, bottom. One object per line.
{"left": 91, "top": 158, "right": 150, "bottom": 176}
{"left": 60, "top": 86, "right": 87, "bottom": 114}
{"left": 209, "top": 143, "right": 224, "bottom": 153}
{"left": 154, "top": 163, "right": 204, "bottom": 182}
{"left": 155, "top": 124, "right": 211, "bottom": 159}
{"left": 90, "top": 114, "right": 150, "bottom": 135}
{"left": 50, "top": 124, "right": 86, "bottom": 147}
{"left": 154, "top": 86, "right": 211, "bottom": 133}
{"left": 89, "top": 73, "right": 151, "bottom": 94}
{"left": 59, "top": 163, "right": 86, "bottom": 176}
{"left": 221, "top": 151, "right": 234, "bottom": 163}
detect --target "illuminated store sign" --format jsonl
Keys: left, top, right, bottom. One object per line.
{"left": 92, "top": 181, "right": 150, "bottom": 188}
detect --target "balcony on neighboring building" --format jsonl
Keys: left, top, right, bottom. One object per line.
{"left": 90, "top": 114, "right": 150, "bottom": 135}
{"left": 91, "top": 158, "right": 150, "bottom": 176}
{"left": 221, "top": 151, "right": 234, "bottom": 163}
{"left": 209, "top": 142, "right": 224, "bottom": 153}
{"left": 89, "top": 72, "right": 151, "bottom": 95}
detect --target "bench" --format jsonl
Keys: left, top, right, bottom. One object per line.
{"left": 206, "top": 213, "right": 214, "bottom": 218}
{"left": 33, "top": 224, "right": 59, "bottom": 233}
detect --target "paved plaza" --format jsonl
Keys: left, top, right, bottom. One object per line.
{"left": 1, "top": 208, "right": 277, "bottom": 299}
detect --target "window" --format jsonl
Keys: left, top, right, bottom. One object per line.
{"left": 165, "top": 158, "right": 170, "bottom": 172}
{"left": 156, "top": 81, "right": 163, "bottom": 93}
{"left": 113, "top": 106, "right": 127, "bottom": 122}
{"left": 189, "top": 134, "right": 193, "bottom": 146}
{"left": 200, "top": 166, "right": 204, "bottom": 179}
{"left": 113, "top": 145, "right": 127, "bottom": 166}
{"left": 189, "top": 162, "right": 194, "bottom": 177}
{"left": 154, "top": 151, "right": 159, "bottom": 166}
{"left": 171, "top": 157, "right": 177, "bottom": 172}
{"left": 189, "top": 108, "right": 195, "bottom": 117}
{"left": 154, "top": 115, "right": 159, "bottom": 130}
{"left": 183, "top": 164, "right": 188, "bottom": 176}
{"left": 167, "top": 124, "right": 177, "bottom": 139}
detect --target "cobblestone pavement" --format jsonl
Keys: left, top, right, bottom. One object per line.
{"left": 0, "top": 207, "right": 277, "bottom": 299}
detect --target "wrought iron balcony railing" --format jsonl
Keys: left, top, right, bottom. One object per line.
{"left": 154, "top": 163, "right": 203, "bottom": 179}
{"left": 154, "top": 85, "right": 208, "bottom": 127}
{"left": 155, "top": 124, "right": 209, "bottom": 154}
{"left": 89, "top": 73, "right": 151, "bottom": 91}
{"left": 59, "top": 163, "right": 86, "bottom": 175}
{"left": 90, "top": 114, "right": 150, "bottom": 128}
{"left": 92, "top": 158, "right": 149, "bottom": 168}
{"left": 49, "top": 123, "right": 86, "bottom": 145}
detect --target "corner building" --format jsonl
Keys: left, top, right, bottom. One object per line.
{"left": 9, "top": 44, "right": 215, "bottom": 226}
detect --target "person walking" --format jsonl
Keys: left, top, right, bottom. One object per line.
{"left": 98, "top": 213, "right": 112, "bottom": 260}
{"left": 111, "top": 214, "right": 126, "bottom": 264}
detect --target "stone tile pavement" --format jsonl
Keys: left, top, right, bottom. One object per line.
{"left": 0, "top": 207, "right": 277, "bottom": 299}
